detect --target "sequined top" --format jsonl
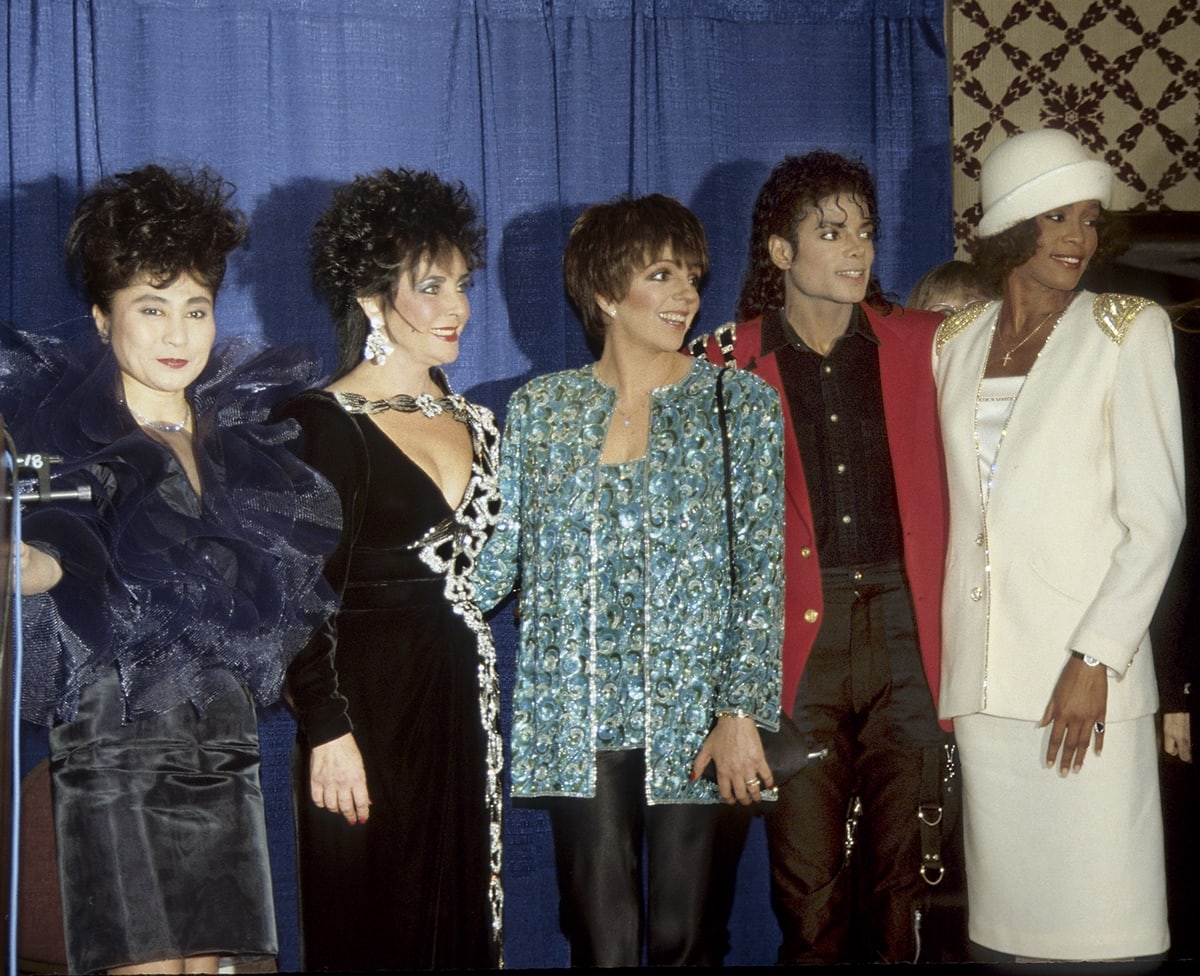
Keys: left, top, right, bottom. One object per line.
{"left": 594, "top": 458, "right": 647, "bottom": 751}
{"left": 475, "top": 359, "right": 786, "bottom": 802}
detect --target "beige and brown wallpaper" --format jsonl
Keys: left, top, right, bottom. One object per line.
{"left": 948, "top": 0, "right": 1199, "bottom": 253}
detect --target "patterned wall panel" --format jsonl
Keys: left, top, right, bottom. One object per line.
{"left": 949, "top": 0, "right": 1199, "bottom": 253}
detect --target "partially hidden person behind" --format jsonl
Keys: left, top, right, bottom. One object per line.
{"left": 474, "top": 194, "right": 785, "bottom": 966}
{"left": 3, "top": 164, "right": 339, "bottom": 975}
{"left": 934, "top": 127, "right": 1184, "bottom": 962}
{"left": 693, "top": 150, "right": 950, "bottom": 964}
{"left": 276, "top": 168, "right": 502, "bottom": 970}
{"left": 907, "top": 259, "right": 997, "bottom": 316}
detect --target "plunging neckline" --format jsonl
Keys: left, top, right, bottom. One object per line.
{"left": 356, "top": 406, "right": 472, "bottom": 514}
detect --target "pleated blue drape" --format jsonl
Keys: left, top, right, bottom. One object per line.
{"left": 4, "top": 1, "right": 950, "bottom": 967}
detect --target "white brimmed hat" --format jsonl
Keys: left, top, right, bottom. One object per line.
{"left": 978, "top": 128, "right": 1113, "bottom": 238}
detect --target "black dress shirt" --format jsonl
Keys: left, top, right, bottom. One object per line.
{"left": 760, "top": 307, "right": 903, "bottom": 570}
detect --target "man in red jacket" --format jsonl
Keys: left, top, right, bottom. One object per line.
{"left": 697, "top": 151, "right": 949, "bottom": 963}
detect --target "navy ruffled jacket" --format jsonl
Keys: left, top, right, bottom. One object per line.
{"left": 1, "top": 325, "right": 341, "bottom": 726}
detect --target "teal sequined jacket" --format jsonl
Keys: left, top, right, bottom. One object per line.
{"left": 475, "top": 360, "right": 785, "bottom": 802}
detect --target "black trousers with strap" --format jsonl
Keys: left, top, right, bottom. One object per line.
{"left": 545, "top": 749, "right": 719, "bottom": 967}
{"left": 765, "top": 563, "right": 945, "bottom": 964}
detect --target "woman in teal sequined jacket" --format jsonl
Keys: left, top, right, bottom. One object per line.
{"left": 475, "top": 359, "right": 785, "bottom": 800}
{"left": 473, "top": 194, "right": 784, "bottom": 966}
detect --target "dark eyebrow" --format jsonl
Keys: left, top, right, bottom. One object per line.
{"left": 132, "top": 292, "right": 211, "bottom": 305}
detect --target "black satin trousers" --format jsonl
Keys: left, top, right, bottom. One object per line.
{"left": 545, "top": 749, "right": 720, "bottom": 967}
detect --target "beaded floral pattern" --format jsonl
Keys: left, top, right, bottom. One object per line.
{"left": 593, "top": 459, "right": 647, "bottom": 750}
{"left": 475, "top": 360, "right": 785, "bottom": 802}
{"left": 416, "top": 400, "right": 505, "bottom": 954}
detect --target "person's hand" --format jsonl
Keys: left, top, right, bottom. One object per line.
{"left": 19, "top": 542, "right": 63, "bottom": 594}
{"left": 310, "top": 732, "right": 371, "bottom": 824}
{"left": 691, "top": 713, "right": 773, "bottom": 805}
{"left": 1163, "top": 711, "right": 1192, "bottom": 763}
{"left": 1040, "top": 654, "right": 1108, "bottom": 776}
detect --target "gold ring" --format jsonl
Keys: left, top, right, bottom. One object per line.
{"left": 745, "top": 777, "right": 761, "bottom": 788}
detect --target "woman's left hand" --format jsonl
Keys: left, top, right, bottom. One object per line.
{"left": 1040, "top": 654, "right": 1108, "bottom": 776}
{"left": 691, "top": 714, "right": 773, "bottom": 805}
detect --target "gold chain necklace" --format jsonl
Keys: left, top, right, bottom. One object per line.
{"left": 996, "top": 304, "right": 1063, "bottom": 366}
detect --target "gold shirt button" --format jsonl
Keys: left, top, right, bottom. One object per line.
{"left": 800, "top": 547, "right": 812, "bottom": 558}
{"left": 804, "top": 609, "right": 819, "bottom": 623}
{"left": 975, "top": 534, "right": 984, "bottom": 546}
{"left": 970, "top": 587, "right": 983, "bottom": 601}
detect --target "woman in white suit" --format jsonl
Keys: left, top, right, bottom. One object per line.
{"left": 934, "top": 128, "right": 1185, "bottom": 961}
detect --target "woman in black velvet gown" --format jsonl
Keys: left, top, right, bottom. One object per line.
{"left": 278, "top": 167, "right": 502, "bottom": 970}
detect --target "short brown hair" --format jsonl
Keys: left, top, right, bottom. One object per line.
{"left": 563, "top": 194, "right": 709, "bottom": 345}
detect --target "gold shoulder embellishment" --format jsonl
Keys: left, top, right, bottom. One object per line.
{"left": 1092, "top": 294, "right": 1155, "bottom": 346}
{"left": 935, "top": 300, "right": 992, "bottom": 355}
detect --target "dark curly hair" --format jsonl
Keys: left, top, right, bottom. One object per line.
{"left": 65, "top": 164, "right": 246, "bottom": 312}
{"left": 562, "top": 194, "right": 709, "bottom": 346}
{"left": 972, "top": 209, "right": 1124, "bottom": 295}
{"left": 735, "top": 150, "right": 888, "bottom": 321}
{"left": 309, "top": 168, "right": 485, "bottom": 379}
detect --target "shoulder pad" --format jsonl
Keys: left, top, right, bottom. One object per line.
{"left": 1092, "top": 294, "right": 1156, "bottom": 346}
{"left": 934, "top": 301, "right": 992, "bottom": 356}
{"left": 688, "top": 321, "right": 738, "bottom": 365}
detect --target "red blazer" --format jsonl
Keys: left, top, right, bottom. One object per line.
{"left": 701, "top": 305, "right": 948, "bottom": 726}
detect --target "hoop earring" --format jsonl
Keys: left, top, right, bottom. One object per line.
{"left": 363, "top": 318, "right": 394, "bottom": 365}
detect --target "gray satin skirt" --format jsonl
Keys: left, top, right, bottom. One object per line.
{"left": 49, "top": 667, "right": 277, "bottom": 974}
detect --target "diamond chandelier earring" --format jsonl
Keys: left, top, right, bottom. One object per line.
{"left": 363, "top": 317, "right": 394, "bottom": 365}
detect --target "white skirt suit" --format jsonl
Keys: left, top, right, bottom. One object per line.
{"left": 933, "top": 292, "right": 1185, "bottom": 959}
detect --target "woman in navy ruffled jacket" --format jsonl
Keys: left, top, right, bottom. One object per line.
{"left": 3, "top": 165, "right": 338, "bottom": 975}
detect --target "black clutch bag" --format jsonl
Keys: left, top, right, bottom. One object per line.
{"left": 701, "top": 710, "right": 827, "bottom": 786}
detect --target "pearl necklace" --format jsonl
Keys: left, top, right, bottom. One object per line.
{"left": 129, "top": 403, "right": 190, "bottom": 433}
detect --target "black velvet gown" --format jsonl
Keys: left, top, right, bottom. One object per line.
{"left": 278, "top": 387, "right": 503, "bottom": 971}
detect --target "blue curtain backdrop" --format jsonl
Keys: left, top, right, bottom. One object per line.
{"left": 4, "top": 0, "right": 951, "bottom": 968}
